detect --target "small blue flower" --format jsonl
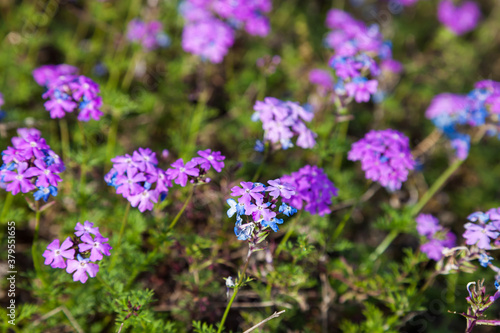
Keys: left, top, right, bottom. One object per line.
{"left": 467, "top": 212, "right": 490, "bottom": 224}
{"left": 279, "top": 203, "right": 297, "bottom": 217}
{"left": 227, "top": 198, "right": 245, "bottom": 218}
{"left": 234, "top": 218, "right": 254, "bottom": 241}
{"left": 33, "top": 186, "right": 58, "bottom": 202}
{"left": 261, "top": 217, "right": 283, "bottom": 232}
{"left": 254, "top": 140, "right": 265, "bottom": 152}
{"left": 479, "top": 253, "right": 494, "bottom": 268}
{"left": 144, "top": 182, "right": 152, "bottom": 190}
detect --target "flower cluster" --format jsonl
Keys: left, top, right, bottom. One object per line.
{"left": 426, "top": 80, "right": 500, "bottom": 160}
{"left": 106, "top": 148, "right": 225, "bottom": 212}
{"left": 252, "top": 97, "right": 317, "bottom": 150}
{"left": 1, "top": 128, "right": 64, "bottom": 201}
{"left": 42, "top": 221, "right": 111, "bottom": 283}
{"left": 280, "top": 165, "right": 338, "bottom": 216}
{"left": 348, "top": 129, "right": 415, "bottom": 191}
{"left": 463, "top": 209, "right": 500, "bottom": 250}
{"left": 416, "top": 214, "right": 456, "bottom": 261}
{"left": 180, "top": 0, "right": 271, "bottom": 63}
{"left": 309, "top": 9, "right": 401, "bottom": 104}
{"left": 437, "top": 0, "right": 481, "bottom": 36}
{"left": 126, "top": 19, "right": 170, "bottom": 51}
{"left": 33, "top": 64, "right": 103, "bottom": 121}
{"left": 227, "top": 180, "right": 297, "bottom": 243}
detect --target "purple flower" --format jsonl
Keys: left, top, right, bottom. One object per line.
{"left": 66, "top": 255, "right": 99, "bottom": 284}
{"left": 182, "top": 19, "right": 235, "bottom": 63}
{"left": 78, "top": 233, "right": 112, "bottom": 262}
{"left": 132, "top": 148, "right": 158, "bottom": 174}
{"left": 230, "top": 181, "right": 265, "bottom": 206}
{"left": 348, "top": 129, "right": 415, "bottom": 191}
{"left": 128, "top": 189, "right": 159, "bottom": 212}
{"left": 437, "top": 0, "right": 481, "bottom": 35}
{"left": 34, "top": 65, "right": 103, "bottom": 121}
{"left": 2, "top": 162, "right": 38, "bottom": 195}
{"left": 252, "top": 98, "right": 317, "bottom": 150}
{"left": 266, "top": 179, "right": 295, "bottom": 199}
{"left": 115, "top": 167, "right": 146, "bottom": 198}
{"left": 32, "top": 159, "right": 62, "bottom": 188}
{"left": 345, "top": 78, "right": 378, "bottom": 103}
{"left": 166, "top": 158, "right": 200, "bottom": 187}
{"left": 74, "top": 221, "right": 100, "bottom": 237}
{"left": 309, "top": 69, "right": 334, "bottom": 93}
{"left": 280, "top": 165, "right": 338, "bottom": 216}
{"left": 421, "top": 232, "right": 456, "bottom": 261}
{"left": 416, "top": 214, "right": 441, "bottom": 237}
{"left": 111, "top": 154, "right": 138, "bottom": 175}
{"left": 463, "top": 223, "right": 499, "bottom": 249}
{"left": 127, "top": 19, "right": 169, "bottom": 51}
{"left": 194, "top": 149, "right": 225, "bottom": 172}
{"left": 42, "top": 237, "right": 75, "bottom": 269}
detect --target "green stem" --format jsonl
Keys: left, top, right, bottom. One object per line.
{"left": 333, "top": 119, "right": 350, "bottom": 172}
{"left": 0, "top": 192, "right": 13, "bottom": 222}
{"left": 32, "top": 202, "right": 46, "bottom": 286}
{"left": 410, "top": 158, "right": 464, "bottom": 217}
{"left": 369, "top": 159, "right": 464, "bottom": 262}
{"left": 368, "top": 229, "right": 399, "bottom": 262}
{"left": 121, "top": 51, "right": 142, "bottom": 91}
{"left": 78, "top": 122, "right": 88, "bottom": 216}
{"left": 105, "top": 114, "right": 119, "bottom": 171}
{"left": 116, "top": 204, "right": 131, "bottom": 249}
{"left": 109, "top": 204, "right": 131, "bottom": 270}
{"left": 275, "top": 211, "right": 302, "bottom": 256}
{"left": 217, "top": 250, "right": 253, "bottom": 333}
{"left": 168, "top": 189, "right": 194, "bottom": 231}
{"left": 59, "top": 118, "right": 70, "bottom": 163}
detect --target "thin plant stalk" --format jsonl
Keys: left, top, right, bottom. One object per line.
{"left": 32, "top": 201, "right": 47, "bottom": 286}
{"left": 217, "top": 250, "right": 253, "bottom": 333}
{"left": 109, "top": 203, "right": 131, "bottom": 269}
{"left": 168, "top": 188, "right": 194, "bottom": 231}
{"left": 59, "top": 118, "right": 70, "bottom": 163}
{"left": 78, "top": 121, "right": 88, "bottom": 215}
{"left": 275, "top": 211, "right": 302, "bottom": 256}
{"left": 369, "top": 158, "right": 464, "bottom": 262}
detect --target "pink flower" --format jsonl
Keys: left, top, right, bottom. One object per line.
{"left": 42, "top": 237, "right": 75, "bottom": 269}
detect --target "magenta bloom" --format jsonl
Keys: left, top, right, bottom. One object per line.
{"left": 32, "top": 159, "right": 62, "bottom": 188}
{"left": 128, "top": 189, "right": 159, "bottom": 212}
{"left": 266, "top": 179, "right": 295, "bottom": 199}
{"left": 74, "top": 221, "right": 100, "bottom": 237}
{"left": 42, "top": 237, "right": 75, "bottom": 269}
{"left": 437, "top": 0, "right": 481, "bottom": 35}
{"left": 230, "top": 181, "right": 265, "bottom": 206}
{"left": 182, "top": 19, "right": 235, "bottom": 63}
{"left": 280, "top": 165, "right": 338, "bottom": 216}
{"left": 309, "top": 69, "right": 334, "bottom": 93}
{"left": 66, "top": 256, "right": 99, "bottom": 284}
{"left": 166, "top": 159, "right": 200, "bottom": 187}
{"left": 463, "top": 223, "right": 499, "bottom": 249}
{"left": 252, "top": 98, "right": 317, "bottom": 150}
{"left": 421, "top": 232, "right": 456, "bottom": 261}
{"left": 33, "top": 64, "right": 103, "bottom": 122}
{"left": 348, "top": 129, "right": 415, "bottom": 191}
{"left": 127, "top": 19, "right": 169, "bottom": 50}
{"left": 345, "top": 78, "right": 378, "bottom": 103}
{"left": 416, "top": 214, "right": 442, "bottom": 237}
{"left": 194, "top": 149, "right": 225, "bottom": 172}
{"left": 133, "top": 148, "right": 158, "bottom": 174}
{"left": 2, "top": 162, "right": 38, "bottom": 195}
{"left": 78, "top": 234, "right": 112, "bottom": 262}
{"left": 115, "top": 167, "right": 147, "bottom": 198}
